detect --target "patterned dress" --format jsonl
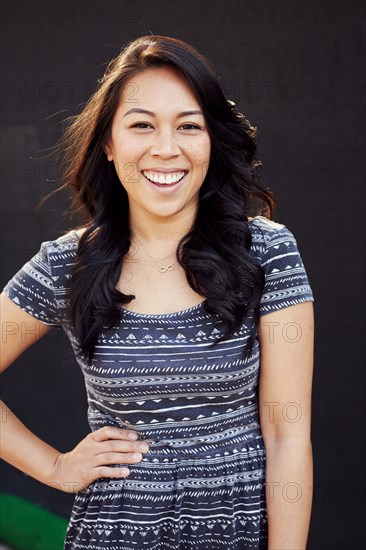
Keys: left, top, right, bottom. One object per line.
{"left": 3, "top": 215, "right": 315, "bottom": 550}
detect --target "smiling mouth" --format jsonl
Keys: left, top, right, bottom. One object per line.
{"left": 141, "top": 171, "right": 187, "bottom": 186}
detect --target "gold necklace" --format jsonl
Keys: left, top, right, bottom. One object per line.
{"left": 127, "top": 236, "right": 176, "bottom": 273}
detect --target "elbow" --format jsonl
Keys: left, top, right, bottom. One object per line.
{"left": 262, "top": 433, "right": 313, "bottom": 452}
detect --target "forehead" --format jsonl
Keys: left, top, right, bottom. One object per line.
{"left": 119, "top": 67, "right": 200, "bottom": 109}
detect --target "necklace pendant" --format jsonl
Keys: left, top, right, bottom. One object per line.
{"left": 160, "top": 264, "right": 175, "bottom": 273}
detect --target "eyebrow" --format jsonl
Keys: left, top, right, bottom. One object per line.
{"left": 122, "top": 108, "right": 204, "bottom": 118}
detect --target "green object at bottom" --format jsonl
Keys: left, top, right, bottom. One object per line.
{"left": 0, "top": 493, "right": 68, "bottom": 550}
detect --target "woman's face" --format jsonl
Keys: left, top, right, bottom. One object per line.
{"left": 103, "top": 66, "right": 211, "bottom": 226}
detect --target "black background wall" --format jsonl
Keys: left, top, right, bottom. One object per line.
{"left": 1, "top": 1, "right": 365, "bottom": 548}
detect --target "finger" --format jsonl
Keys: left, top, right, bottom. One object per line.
{"left": 95, "top": 452, "right": 143, "bottom": 465}
{"left": 96, "top": 439, "right": 149, "bottom": 455}
{"left": 93, "top": 466, "right": 130, "bottom": 480}
{"left": 90, "top": 426, "right": 138, "bottom": 443}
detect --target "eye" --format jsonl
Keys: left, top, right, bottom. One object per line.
{"left": 131, "top": 123, "right": 151, "bottom": 129}
{"left": 180, "top": 124, "right": 202, "bottom": 130}
{"left": 130, "top": 123, "right": 202, "bottom": 130}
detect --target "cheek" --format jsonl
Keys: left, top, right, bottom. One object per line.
{"left": 188, "top": 138, "right": 210, "bottom": 161}
{"left": 112, "top": 140, "right": 141, "bottom": 180}
{"left": 115, "top": 165, "right": 141, "bottom": 188}
{"left": 190, "top": 145, "right": 211, "bottom": 176}
{"left": 194, "top": 136, "right": 211, "bottom": 162}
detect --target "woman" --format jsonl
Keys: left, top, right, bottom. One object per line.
{"left": 1, "top": 35, "right": 315, "bottom": 549}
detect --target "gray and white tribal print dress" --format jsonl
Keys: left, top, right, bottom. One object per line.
{"left": 3, "top": 215, "right": 315, "bottom": 550}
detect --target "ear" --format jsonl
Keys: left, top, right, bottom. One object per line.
{"left": 103, "top": 141, "right": 113, "bottom": 161}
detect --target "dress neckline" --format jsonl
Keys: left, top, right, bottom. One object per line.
{"left": 118, "top": 300, "right": 208, "bottom": 319}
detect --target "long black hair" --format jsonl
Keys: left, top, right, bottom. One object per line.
{"left": 43, "top": 35, "right": 276, "bottom": 366}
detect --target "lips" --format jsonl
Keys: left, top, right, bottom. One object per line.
{"left": 141, "top": 171, "right": 187, "bottom": 194}
{"left": 142, "top": 168, "right": 189, "bottom": 173}
{"left": 142, "top": 170, "right": 187, "bottom": 185}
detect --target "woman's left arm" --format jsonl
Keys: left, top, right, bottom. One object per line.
{"left": 258, "top": 300, "right": 315, "bottom": 549}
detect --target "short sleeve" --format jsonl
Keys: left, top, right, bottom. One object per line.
{"left": 259, "top": 224, "right": 315, "bottom": 316}
{"left": 2, "top": 240, "right": 61, "bottom": 327}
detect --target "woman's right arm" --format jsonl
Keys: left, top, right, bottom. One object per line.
{"left": 0, "top": 399, "right": 66, "bottom": 488}
{"left": 1, "top": 291, "right": 65, "bottom": 487}
{"left": 0, "top": 292, "right": 150, "bottom": 493}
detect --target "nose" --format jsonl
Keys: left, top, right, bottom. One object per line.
{"left": 149, "top": 129, "right": 181, "bottom": 157}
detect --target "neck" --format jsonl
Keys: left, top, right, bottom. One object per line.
{"left": 128, "top": 204, "right": 197, "bottom": 248}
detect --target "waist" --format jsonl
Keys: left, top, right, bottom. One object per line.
{"left": 143, "top": 424, "right": 264, "bottom": 458}
{"left": 88, "top": 400, "right": 260, "bottom": 439}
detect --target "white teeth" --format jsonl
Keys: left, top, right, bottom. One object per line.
{"left": 142, "top": 171, "right": 186, "bottom": 184}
